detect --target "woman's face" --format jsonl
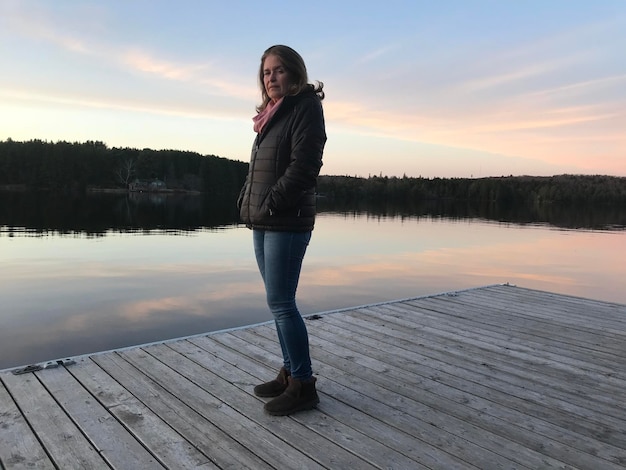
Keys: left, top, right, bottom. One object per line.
{"left": 263, "top": 54, "right": 290, "bottom": 102}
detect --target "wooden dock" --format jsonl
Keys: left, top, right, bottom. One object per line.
{"left": 1, "top": 284, "right": 625, "bottom": 469}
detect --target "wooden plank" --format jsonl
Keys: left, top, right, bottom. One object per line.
{"left": 391, "top": 300, "right": 626, "bottom": 375}
{"left": 489, "top": 285, "right": 626, "bottom": 322}
{"left": 421, "top": 288, "right": 626, "bottom": 335}
{"left": 0, "top": 378, "right": 54, "bottom": 470}
{"left": 352, "top": 302, "right": 626, "bottom": 404}
{"left": 90, "top": 352, "right": 264, "bottom": 470}
{"left": 230, "top": 327, "right": 601, "bottom": 469}
{"left": 1, "top": 370, "right": 107, "bottom": 469}
{"left": 455, "top": 286, "right": 626, "bottom": 334}
{"left": 410, "top": 294, "right": 626, "bottom": 355}
{"left": 328, "top": 306, "right": 626, "bottom": 415}
{"left": 433, "top": 296, "right": 626, "bottom": 356}
{"left": 302, "top": 318, "right": 626, "bottom": 451}
{"left": 241, "top": 325, "right": 626, "bottom": 469}
{"left": 375, "top": 300, "right": 626, "bottom": 374}
{"left": 166, "top": 338, "right": 378, "bottom": 470}
{"left": 37, "top": 362, "right": 170, "bottom": 469}
{"left": 214, "top": 330, "right": 559, "bottom": 470}
{"left": 320, "top": 308, "right": 626, "bottom": 436}
{"left": 118, "top": 345, "right": 324, "bottom": 470}
{"left": 70, "top": 356, "right": 216, "bottom": 469}
{"left": 192, "top": 334, "right": 469, "bottom": 470}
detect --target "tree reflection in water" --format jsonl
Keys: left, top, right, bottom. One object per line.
{"left": 1, "top": 191, "right": 624, "bottom": 235}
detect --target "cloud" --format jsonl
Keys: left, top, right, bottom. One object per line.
{"left": 321, "top": 28, "right": 626, "bottom": 173}
{"left": 2, "top": 1, "right": 255, "bottom": 106}
{"left": 0, "top": 87, "right": 228, "bottom": 121}
{"left": 355, "top": 44, "right": 399, "bottom": 65}
{"left": 1, "top": 0, "right": 99, "bottom": 54}
{"left": 120, "top": 49, "right": 256, "bottom": 100}
{"left": 461, "top": 61, "right": 563, "bottom": 92}
{"left": 526, "top": 73, "right": 626, "bottom": 99}
{"left": 122, "top": 49, "right": 209, "bottom": 81}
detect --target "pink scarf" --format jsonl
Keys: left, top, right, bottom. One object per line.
{"left": 253, "top": 98, "right": 283, "bottom": 133}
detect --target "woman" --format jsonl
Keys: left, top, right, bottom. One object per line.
{"left": 238, "top": 45, "right": 326, "bottom": 416}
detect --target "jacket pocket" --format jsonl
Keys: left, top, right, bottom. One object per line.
{"left": 258, "top": 186, "right": 273, "bottom": 217}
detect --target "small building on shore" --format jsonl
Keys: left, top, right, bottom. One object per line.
{"left": 128, "top": 179, "right": 167, "bottom": 192}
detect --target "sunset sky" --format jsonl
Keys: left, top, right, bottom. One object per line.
{"left": 1, "top": 0, "right": 625, "bottom": 178}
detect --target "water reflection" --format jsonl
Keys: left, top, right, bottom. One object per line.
{"left": 0, "top": 190, "right": 241, "bottom": 235}
{"left": 316, "top": 198, "right": 626, "bottom": 231}
{"left": 1, "top": 191, "right": 625, "bottom": 370}
{"left": 1, "top": 191, "right": 625, "bottom": 234}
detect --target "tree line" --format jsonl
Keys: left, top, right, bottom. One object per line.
{"left": 316, "top": 174, "right": 626, "bottom": 206}
{"left": 1, "top": 139, "right": 625, "bottom": 207}
{"left": 0, "top": 139, "right": 248, "bottom": 197}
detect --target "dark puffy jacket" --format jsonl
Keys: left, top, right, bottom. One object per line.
{"left": 238, "top": 90, "right": 326, "bottom": 231}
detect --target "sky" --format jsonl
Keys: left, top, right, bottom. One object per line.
{"left": 1, "top": 1, "right": 625, "bottom": 178}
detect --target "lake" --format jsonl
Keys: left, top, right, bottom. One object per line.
{"left": 1, "top": 191, "right": 625, "bottom": 370}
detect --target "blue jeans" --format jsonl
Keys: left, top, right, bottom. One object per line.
{"left": 253, "top": 229, "right": 313, "bottom": 380}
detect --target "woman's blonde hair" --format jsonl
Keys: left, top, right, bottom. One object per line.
{"left": 257, "top": 45, "right": 324, "bottom": 112}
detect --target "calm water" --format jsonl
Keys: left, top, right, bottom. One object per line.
{"left": 1, "top": 192, "right": 625, "bottom": 370}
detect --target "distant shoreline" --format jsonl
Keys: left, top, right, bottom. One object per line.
{"left": 0, "top": 185, "right": 201, "bottom": 195}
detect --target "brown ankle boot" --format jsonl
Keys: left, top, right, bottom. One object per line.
{"left": 253, "top": 367, "right": 290, "bottom": 397}
{"left": 264, "top": 376, "right": 319, "bottom": 416}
